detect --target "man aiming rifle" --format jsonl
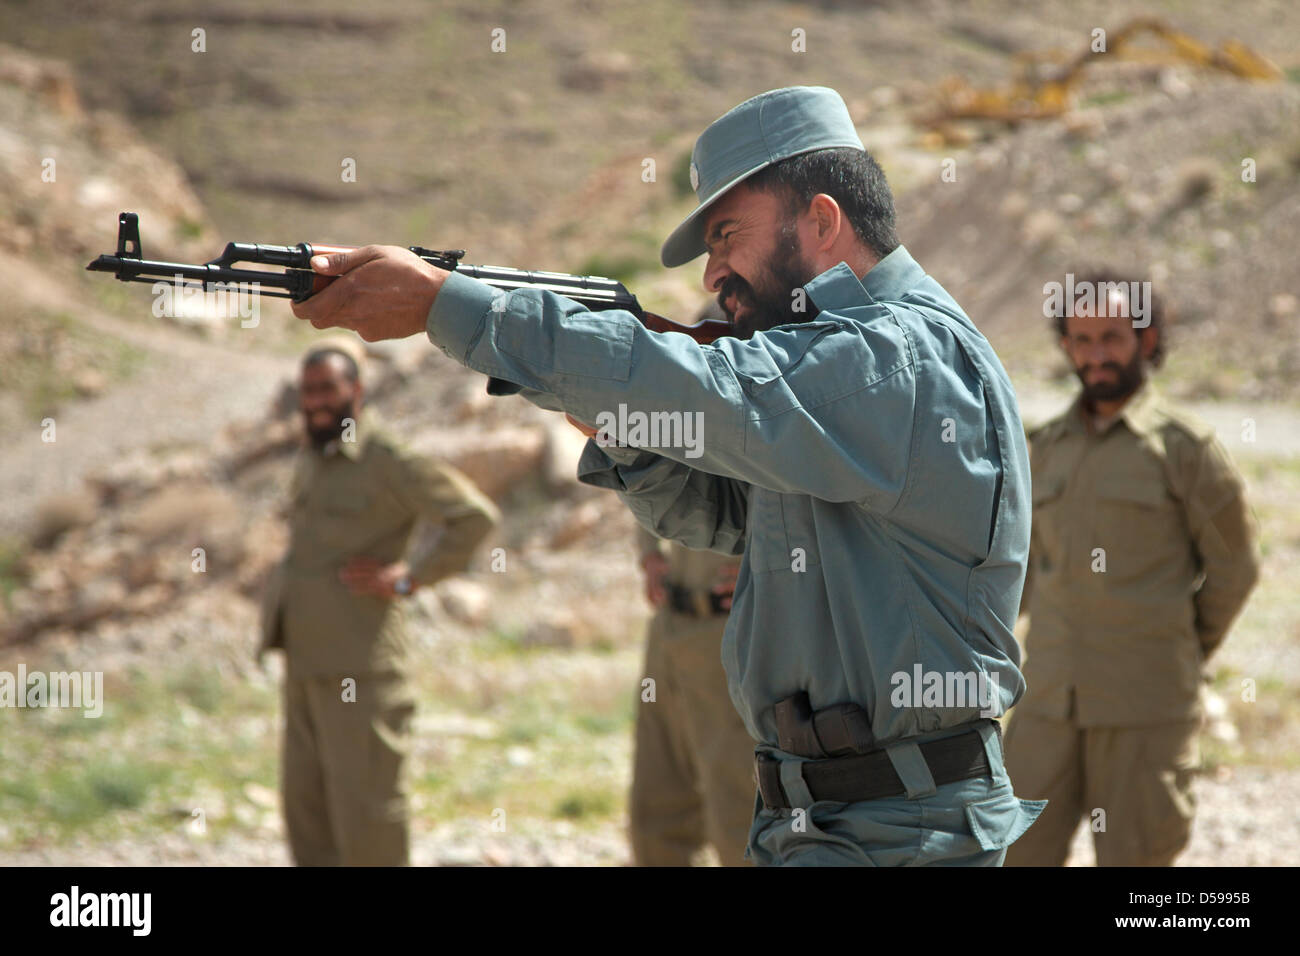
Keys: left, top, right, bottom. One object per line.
{"left": 96, "top": 86, "right": 1046, "bottom": 866}
{"left": 288, "top": 85, "right": 1046, "bottom": 866}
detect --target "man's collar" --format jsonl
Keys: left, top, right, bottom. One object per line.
{"left": 1117, "top": 379, "right": 1162, "bottom": 436}
{"left": 1066, "top": 379, "right": 1160, "bottom": 437}
{"left": 803, "top": 245, "right": 924, "bottom": 313}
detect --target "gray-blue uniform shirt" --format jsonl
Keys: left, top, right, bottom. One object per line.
{"left": 427, "top": 245, "right": 1044, "bottom": 864}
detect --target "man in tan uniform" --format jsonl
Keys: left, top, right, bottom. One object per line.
{"left": 259, "top": 338, "right": 500, "bottom": 865}
{"left": 630, "top": 527, "right": 757, "bottom": 866}
{"left": 1006, "top": 275, "right": 1260, "bottom": 866}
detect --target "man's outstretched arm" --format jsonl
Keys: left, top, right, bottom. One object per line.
{"left": 291, "top": 248, "right": 913, "bottom": 508}
{"left": 289, "top": 246, "right": 751, "bottom": 554}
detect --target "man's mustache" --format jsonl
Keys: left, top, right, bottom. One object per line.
{"left": 717, "top": 275, "right": 754, "bottom": 318}
{"left": 303, "top": 403, "right": 354, "bottom": 441}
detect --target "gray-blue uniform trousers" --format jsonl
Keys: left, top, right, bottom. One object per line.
{"left": 425, "top": 245, "right": 1045, "bottom": 865}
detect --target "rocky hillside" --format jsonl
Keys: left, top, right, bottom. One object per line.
{"left": 897, "top": 77, "right": 1300, "bottom": 403}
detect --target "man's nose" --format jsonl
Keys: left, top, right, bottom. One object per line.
{"left": 702, "top": 251, "right": 731, "bottom": 295}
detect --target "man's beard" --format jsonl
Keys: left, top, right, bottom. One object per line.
{"left": 718, "top": 220, "right": 817, "bottom": 340}
{"left": 1077, "top": 350, "right": 1145, "bottom": 405}
{"left": 304, "top": 402, "right": 356, "bottom": 448}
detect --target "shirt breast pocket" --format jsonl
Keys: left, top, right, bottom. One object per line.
{"left": 324, "top": 489, "right": 371, "bottom": 515}
{"left": 318, "top": 490, "right": 375, "bottom": 546}
{"left": 1093, "top": 478, "right": 1184, "bottom": 582}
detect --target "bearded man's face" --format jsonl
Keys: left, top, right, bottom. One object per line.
{"left": 298, "top": 354, "right": 361, "bottom": 448}
{"left": 1061, "top": 296, "right": 1149, "bottom": 406}
{"left": 701, "top": 185, "right": 818, "bottom": 340}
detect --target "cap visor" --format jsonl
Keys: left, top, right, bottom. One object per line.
{"left": 659, "top": 162, "right": 773, "bottom": 268}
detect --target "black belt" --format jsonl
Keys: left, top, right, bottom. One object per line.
{"left": 666, "top": 583, "right": 729, "bottom": 617}
{"left": 755, "top": 720, "right": 998, "bottom": 810}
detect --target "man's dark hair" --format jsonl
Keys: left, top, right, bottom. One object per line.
{"left": 1050, "top": 271, "right": 1168, "bottom": 368}
{"left": 302, "top": 348, "right": 360, "bottom": 383}
{"left": 744, "top": 147, "right": 900, "bottom": 260}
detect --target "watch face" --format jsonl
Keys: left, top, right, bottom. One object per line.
{"left": 395, "top": 577, "right": 412, "bottom": 595}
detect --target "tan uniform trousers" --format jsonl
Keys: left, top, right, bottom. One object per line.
{"left": 282, "top": 671, "right": 415, "bottom": 866}
{"left": 1003, "top": 710, "right": 1199, "bottom": 867}
{"left": 629, "top": 609, "right": 757, "bottom": 867}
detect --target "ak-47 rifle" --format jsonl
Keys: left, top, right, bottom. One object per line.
{"left": 87, "top": 212, "right": 730, "bottom": 342}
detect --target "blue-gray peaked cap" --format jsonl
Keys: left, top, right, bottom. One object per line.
{"left": 660, "top": 86, "right": 865, "bottom": 268}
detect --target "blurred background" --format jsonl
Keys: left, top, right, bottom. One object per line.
{"left": 0, "top": 0, "right": 1297, "bottom": 865}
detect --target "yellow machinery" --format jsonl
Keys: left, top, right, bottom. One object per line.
{"left": 921, "top": 17, "right": 1282, "bottom": 136}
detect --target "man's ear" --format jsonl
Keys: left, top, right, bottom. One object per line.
{"left": 1137, "top": 325, "right": 1158, "bottom": 361}
{"left": 807, "top": 193, "right": 842, "bottom": 249}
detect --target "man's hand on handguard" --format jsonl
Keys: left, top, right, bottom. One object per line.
{"left": 291, "top": 245, "right": 446, "bottom": 342}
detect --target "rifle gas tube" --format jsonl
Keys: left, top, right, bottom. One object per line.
{"left": 87, "top": 212, "right": 730, "bottom": 344}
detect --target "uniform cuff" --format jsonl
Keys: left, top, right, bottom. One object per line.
{"left": 576, "top": 439, "right": 658, "bottom": 491}
{"left": 426, "top": 270, "right": 500, "bottom": 362}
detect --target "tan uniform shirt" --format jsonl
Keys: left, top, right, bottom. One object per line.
{"left": 259, "top": 413, "right": 500, "bottom": 675}
{"left": 1021, "top": 383, "right": 1260, "bottom": 726}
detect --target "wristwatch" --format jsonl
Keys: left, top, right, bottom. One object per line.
{"left": 393, "top": 575, "right": 413, "bottom": 596}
